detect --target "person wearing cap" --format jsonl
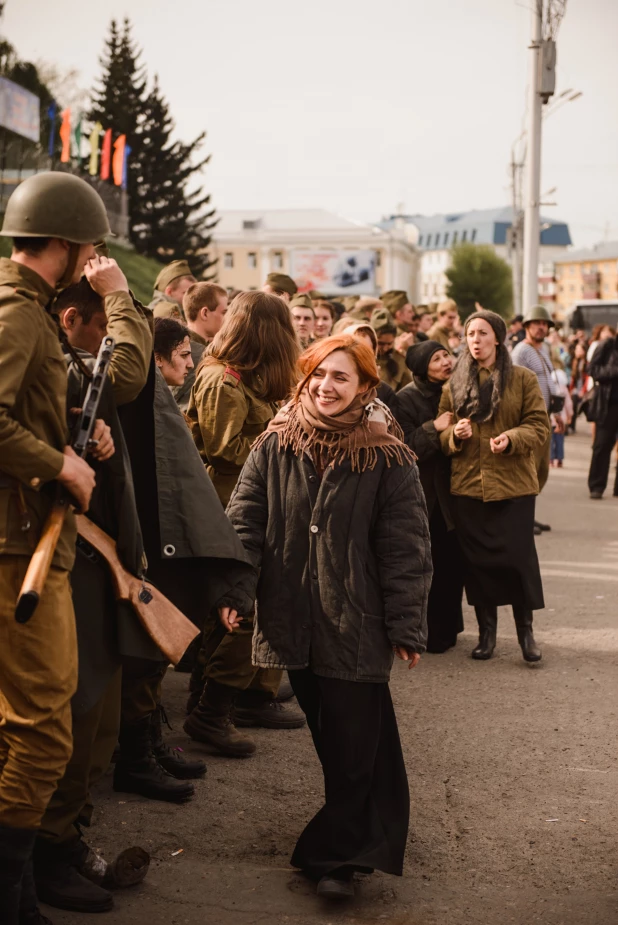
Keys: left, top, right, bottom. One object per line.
{"left": 371, "top": 307, "right": 412, "bottom": 392}
{"left": 427, "top": 299, "right": 460, "bottom": 352}
{"left": 511, "top": 305, "right": 560, "bottom": 531}
{"left": 397, "top": 342, "right": 465, "bottom": 653}
{"left": 290, "top": 293, "right": 316, "bottom": 349}
{"left": 149, "top": 260, "right": 197, "bottom": 321}
{"left": 381, "top": 290, "right": 417, "bottom": 338}
{"left": 437, "top": 310, "right": 550, "bottom": 664}
{"left": 0, "top": 171, "right": 124, "bottom": 925}
{"left": 262, "top": 272, "right": 298, "bottom": 303}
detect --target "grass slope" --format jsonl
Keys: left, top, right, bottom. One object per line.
{"left": 0, "top": 237, "right": 160, "bottom": 305}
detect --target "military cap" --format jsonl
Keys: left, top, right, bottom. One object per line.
{"left": 523, "top": 304, "right": 555, "bottom": 327}
{"left": 266, "top": 272, "right": 298, "bottom": 297}
{"left": 370, "top": 307, "right": 397, "bottom": 333}
{"left": 290, "top": 293, "right": 315, "bottom": 311}
{"left": 155, "top": 260, "right": 194, "bottom": 292}
{"left": 381, "top": 290, "right": 410, "bottom": 316}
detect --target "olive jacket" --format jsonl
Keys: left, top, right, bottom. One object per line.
{"left": 438, "top": 365, "right": 550, "bottom": 501}
{"left": 149, "top": 290, "right": 184, "bottom": 321}
{"left": 226, "top": 436, "right": 432, "bottom": 683}
{"left": 426, "top": 322, "right": 451, "bottom": 352}
{"left": 377, "top": 351, "right": 412, "bottom": 393}
{"left": 187, "top": 359, "right": 278, "bottom": 507}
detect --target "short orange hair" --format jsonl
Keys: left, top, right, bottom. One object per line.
{"left": 295, "top": 334, "right": 380, "bottom": 399}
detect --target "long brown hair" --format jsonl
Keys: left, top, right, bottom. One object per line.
{"left": 202, "top": 290, "right": 298, "bottom": 401}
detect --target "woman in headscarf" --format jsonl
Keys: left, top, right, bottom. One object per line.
{"left": 438, "top": 310, "right": 550, "bottom": 662}
{"left": 397, "top": 341, "right": 465, "bottom": 652}
{"left": 223, "top": 334, "right": 431, "bottom": 902}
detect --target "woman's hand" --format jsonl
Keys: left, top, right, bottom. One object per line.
{"left": 219, "top": 606, "right": 240, "bottom": 632}
{"left": 394, "top": 647, "right": 421, "bottom": 670}
{"left": 434, "top": 411, "right": 453, "bottom": 433}
{"left": 88, "top": 419, "right": 115, "bottom": 461}
{"left": 490, "top": 433, "right": 510, "bottom": 454}
{"left": 454, "top": 418, "right": 473, "bottom": 440}
{"left": 395, "top": 332, "right": 415, "bottom": 353}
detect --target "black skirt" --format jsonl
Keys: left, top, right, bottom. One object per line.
{"left": 426, "top": 505, "right": 465, "bottom": 652}
{"left": 452, "top": 495, "right": 544, "bottom": 610}
{"left": 288, "top": 669, "right": 409, "bottom": 879}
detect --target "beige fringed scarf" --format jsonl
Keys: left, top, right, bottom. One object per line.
{"left": 253, "top": 387, "right": 415, "bottom": 472}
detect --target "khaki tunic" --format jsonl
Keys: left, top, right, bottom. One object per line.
{"left": 438, "top": 365, "right": 550, "bottom": 502}
{"left": 427, "top": 322, "right": 451, "bottom": 352}
{"left": 377, "top": 351, "right": 412, "bottom": 393}
{"left": 149, "top": 290, "right": 184, "bottom": 321}
{"left": 187, "top": 359, "right": 277, "bottom": 507}
{"left": 0, "top": 258, "right": 75, "bottom": 569}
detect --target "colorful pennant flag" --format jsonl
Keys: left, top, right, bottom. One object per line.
{"left": 122, "top": 144, "right": 131, "bottom": 190}
{"left": 100, "top": 128, "right": 112, "bottom": 181}
{"left": 89, "top": 122, "right": 102, "bottom": 176}
{"left": 59, "top": 108, "right": 71, "bottom": 163}
{"left": 72, "top": 114, "right": 82, "bottom": 159}
{"left": 112, "top": 134, "right": 126, "bottom": 187}
{"left": 47, "top": 102, "right": 57, "bottom": 157}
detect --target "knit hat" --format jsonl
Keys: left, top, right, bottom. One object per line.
{"left": 464, "top": 309, "right": 508, "bottom": 345}
{"left": 266, "top": 272, "right": 298, "bottom": 297}
{"left": 381, "top": 290, "right": 410, "bottom": 316}
{"left": 155, "top": 260, "right": 194, "bottom": 292}
{"left": 406, "top": 340, "right": 448, "bottom": 379}
{"left": 370, "top": 307, "right": 397, "bottom": 334}
{"left": 290, "top": 293, "right": 314, "bottom": 311}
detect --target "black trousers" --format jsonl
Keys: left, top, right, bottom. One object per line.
{"left": 426, "top": 506, "right": 464, "bottom": 652}
{"left": 588, "top": 402, "right": 618, "bottom": 494}
{"left": 288, "top": 669, "right": 409, "bottom": 879}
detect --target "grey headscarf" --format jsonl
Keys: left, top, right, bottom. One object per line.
{"left": 449, "top": 310, "right": 511, "bottom": 422}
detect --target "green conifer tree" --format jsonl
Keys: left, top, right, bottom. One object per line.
{"left": 445, "top": 243, "right": 513, "bottom": 320}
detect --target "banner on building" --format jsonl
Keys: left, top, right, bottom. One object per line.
{"left": 0, "top": 77, "right": 40, "bottom": 143}
{"left": 290, "top": 249, "right": 377, "bottom": 295}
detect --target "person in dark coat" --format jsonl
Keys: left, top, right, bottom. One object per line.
{"left": 397, "top": 341, "right": 465, "bottom": 652}
{"left": 224, "top": 334, "right": 431, "bottom": 902}
{"left": 586, "top": 334, "right": 618, "bottom": 499}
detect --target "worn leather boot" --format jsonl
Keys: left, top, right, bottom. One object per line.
{"left": 234, "top": 691, "right": 306, "bottom": 729}
{"left": 151, "top": 704, "right": 207, "bottom": 779}
{"left": 183, "top": 680, "right": 256, "bottom": 758}
{"left": 513, "top": 607, "right": 542, "bottom": 662}
{"left": 19, "top": 859, "right": 54, "bottom": 924}
{"left": 33, "top": 837, "right": 113, "bottom": 914}
{"left": 275, "top": 675, "right": 295, "bottom": 702}
{"left": 113, "top": 715, "right": 195, "bottom": 802}
{"left": 471, "top": 606, "right": 498, "bottom": 660}
{"left": 0, "top": 824, "right": 37, "bottom": 925}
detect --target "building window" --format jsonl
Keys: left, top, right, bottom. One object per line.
{"left": 272, "top": 251, "right": 283, "bottom": 270}
{"left": 426, "top": 234, "right": 432, "bottom": 247}
{"left": 471, "top": 228, "right": 477, "bottom": 242}
{"left": 224, "top": 252, "right": 234, "bottom": 269}
{"left": 591, "top": 264, "right": 598, "bottom": 273}
{"left": 435, "top": 234, "right": 441, "bottom": 247}
{"left": 569, "top": 284, "right": 575, "bottom": 293}
{"left": 444, "top": 232, "right": 449, "bottom": 246}
{"left": 462, "top": 230, "right": 468, "bottom": 242}
{"left": 418, "top": 235, "right": 423, "bottom": 246}
{"left": 375, "top": 250, "right": 382, "bottom": 267}
{"left": 453, "top": 231, "right": 458, "bottom": 245}
{"left": 570, "top": 266, "right": 575, "bottom": 275}
{"left": 247, "top": 252, "right": 257, "bottom": 269}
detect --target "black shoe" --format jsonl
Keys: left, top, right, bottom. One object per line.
{"left": 114, "top": 714, "right": 195, "bottom": 803}
{"left": 471, "top": 606, "right": 497, "bottom": 660}
{"left": 534, "top": 520, "right": 551, "bottom": 532}
{"left": 275, "top": 676, "right": 295, "bottom": 702}
{"left": 151, "top": 705, "right": 207, "bottom": 780}
{"left": 513, "top": 607, "right": 542, "bottom": 662}
{"left": 234, "top": 697, "right": 306, "bottom": 729}
{"left": 317, "top": 874, "right": 355, "bottom": 900}
{"left": 0, "top": 824, "right": 37, "bottom": 925}
{"left": 35, "top": 863, "right": 113, "bottom": 913}
{"left": 590, "top": 491, "right": 603, "bottom": 500}
{"left": 19, "top": 859, "right": 54, "bottom": 925}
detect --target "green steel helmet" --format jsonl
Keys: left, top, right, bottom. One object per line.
{"left": 523, "top": 304, "right": 554, "bottom": 327}
{"left": 0, "top": 171, "right": 111, "bottom": 244}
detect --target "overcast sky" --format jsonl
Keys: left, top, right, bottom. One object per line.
{"left": 5, "top": 0, "right": 618, "bottom": 247}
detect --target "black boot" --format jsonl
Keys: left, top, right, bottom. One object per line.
{"left": 471, "top": 606, "right": 497, "bottom": 660}
{"left": 151, "top": 704, "right": 207, "bottom": 780}
{"left": 184, "top": 679, "right": 256, "bottom": 758}
{"left": 19, "top": 859, "right": 55, "bottom": 925}
{"left": 234, "top": 690, "right": 306, "bottom": 729}
{"left": 113, "top": 714, "right": 195, "bottom": 803}
{"left": 33, "top": 836, "right": 113, "bottom": 914}
{"left": 0, "top": 824, "right": 37, "bottom": 925}
{"left": 275, "top": 675, "right": 295, "bottom": 702}
{"left": 186, "top": 662, "right": 205, "bottom": 715}
{"left": 513, "top": 607, "right": 542, "bottom": 662}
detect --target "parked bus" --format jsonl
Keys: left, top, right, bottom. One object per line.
{"left": 568, "top": 299, "right": 618, "bottom": 334}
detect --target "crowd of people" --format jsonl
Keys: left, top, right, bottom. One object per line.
{"left": 2, "top": 172, "right": 618, "bottom": 922}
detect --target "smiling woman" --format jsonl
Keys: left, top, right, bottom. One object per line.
{"left": 224, "top": 333, "right": 432, "bottom": 902}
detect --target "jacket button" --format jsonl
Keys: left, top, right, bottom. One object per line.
{"left": 163, "top": 544, "right": 176, "bottom": 557}
{"left": 308, "top": 475, "right": 316, "bottom": 482}
{"left": 310, "top": 525, "right": 319, "bottom": 534}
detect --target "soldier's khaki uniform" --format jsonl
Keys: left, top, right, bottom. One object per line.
{"left": 377, "top": 351, "right": 413, "bottom": 393}
{"left": 187, "top": 360, "right": 281, "bottom": 695}
{"left": 0, "top": 259, "right": 78, "bottom": 829}
{"left": 149, "top": 291, "right": 184, "bottom": 321}
{"left": 426, "top": 322, "right": 452, "bottom": 352}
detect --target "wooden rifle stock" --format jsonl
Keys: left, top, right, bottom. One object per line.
{"left": 14, "top": 496, "right": 70, "bottom": 624}
{"left": 75, "top": 514, "right": 199, "bottom": 665}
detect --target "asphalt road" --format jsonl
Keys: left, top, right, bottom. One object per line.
{"left": 52, "top": 426, "right": 618, "bottom": 925}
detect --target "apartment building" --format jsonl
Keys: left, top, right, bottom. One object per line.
{"left": 554, "top": 242, "right": 618, "bottom": 316}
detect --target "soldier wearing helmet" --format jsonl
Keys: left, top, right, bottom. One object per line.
{"left": 0, "top": 171, "right": 129, "bottom": 924}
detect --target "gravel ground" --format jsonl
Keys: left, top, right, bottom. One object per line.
{"left": 52, "top": 427, "right": 618, "bottom": 925}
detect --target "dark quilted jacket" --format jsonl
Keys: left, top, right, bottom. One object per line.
{"left": 226, "top": 434, "right": 431, "bottom": 683}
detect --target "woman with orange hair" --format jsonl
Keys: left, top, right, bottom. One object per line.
{"left": 223, "top": 335, "right": 432, "bottom": 902}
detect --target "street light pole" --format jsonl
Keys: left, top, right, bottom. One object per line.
{"left": 522, "top": 0, "right": 544, "bottom": 315}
